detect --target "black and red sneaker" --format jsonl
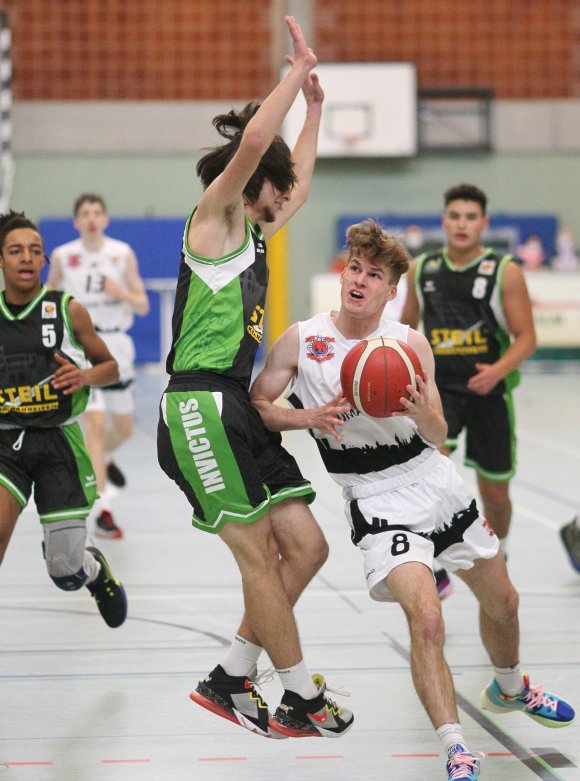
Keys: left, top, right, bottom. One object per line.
{"left": 270, "top": 674, "right": 354, "bottom": 738}
{"left": 190, "top": 665, "right": 285, "bottom": 739}
{"left": 95, "top": 510, "right": 124, "bottom": 539}
{"left": 106, "top": 461, "right": 127, "bottom": 488}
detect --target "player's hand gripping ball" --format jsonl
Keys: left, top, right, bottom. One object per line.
{"left": 340, "top": 336, "right": 424, "bottom": 417}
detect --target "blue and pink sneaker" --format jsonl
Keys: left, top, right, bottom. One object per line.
{"left": 480, "top": 675, "right": 575, "bottom": 727}
{"left": 446, "top": 744, "right": 482, "bottom": 780}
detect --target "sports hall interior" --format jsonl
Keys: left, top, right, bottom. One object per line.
{"left": 1, "top": 1, "right": 579, "bottom": 779}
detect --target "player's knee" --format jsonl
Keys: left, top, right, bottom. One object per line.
{"left": 113, "top": 415, "right": 134, "bottom": 443}
{"left": 302, "top": 534, "right": 329, "bottom": 573}
{"left": 410, "top": 603, "right": 445, "bottom": 647}
{"left": 84, "top": 412, "right": 107, "bottom": 436}
{"left": 490, "top": 579, "right": 519, "bottom": 622}
{"left": 42, "top": 518, "right": 87, "bottom": 591}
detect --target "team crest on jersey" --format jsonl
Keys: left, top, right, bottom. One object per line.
{"left": 306, "top": 335, "right": 335, "bottom": 362}
{"left": 478, "top": 259, "right": 496, "bottom": 275}
{"left": 42, "top": 301, "right": 57, "bottom": 319}
{"left": 424, "top": 258, "right": 442, "bottom": 273}
{"left": 67, "top": 255, "right": 81, "bottom": 267}
{"left": 423, "top": 280, "right": 436, "bottom": 293}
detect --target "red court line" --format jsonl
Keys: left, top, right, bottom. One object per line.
{"left": 488, "top": 752, "right": 514, "bottom": 757}
{"left": 4, "top": 762, "right": 53, "bottom": 766}
{"left": 295, "top": 755, "right": 344, "bottom": 760}
{"left": 198, "top": 757, "right": 248, "bottom": 762}
{"left": 101, "top": 759, "right": 151, "bottom": 764}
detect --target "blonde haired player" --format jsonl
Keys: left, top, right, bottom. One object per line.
{"left": 251, "top": 219, "right": 574, "bottom": 779}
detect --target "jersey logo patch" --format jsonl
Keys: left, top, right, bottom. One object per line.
{"left": 424, "top": 258, "right": 442, "bottom": 273}
{"left": 423, "top": 280, "right": 436, "bottom": 293}
{"left": 42, "top": 301, "right": 57, "bottom": 319}
{"left": 478, "top": 259, "right": 496, "bottom": 275}
{"left": 306, "top": 335, "right": 335, "bottom": 362}
{"left": 67, "top": 254, "right": 81, "bottom": 267}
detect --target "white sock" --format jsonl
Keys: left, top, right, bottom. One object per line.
{"left": 498, "top": 536, "right": 509, "bottom": 557}
{"left": 221, "top": 634, "right": 262, "bottom": 678}
{"left": 276, "top": 660, "right": 318, "bottom": 699}
{"left": 493, "top": 663, "right": 523, "bottom": 696}
{"left": 436, "top": 723, "right": 467, "bottom": 754}
{"left": 83, "top": 550, "right": 101, "bottom": 585}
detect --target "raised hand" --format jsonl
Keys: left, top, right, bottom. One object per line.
{"left": 285, "top": 15, "right": 317, "bottom": 71}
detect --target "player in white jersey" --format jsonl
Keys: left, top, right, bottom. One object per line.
{"left": 47, "top": 194, "right": 149, "bottom": 539}
{"left": 250, "top": 219, "right": 574, "bottom": 780}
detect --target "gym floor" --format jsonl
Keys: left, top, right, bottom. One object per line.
{"left": 1, "top": 365, "right": 579, "bottom": 781}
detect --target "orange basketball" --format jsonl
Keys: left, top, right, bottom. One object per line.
{"left": 340, "top": 336, "right": 424, "bottom": 417}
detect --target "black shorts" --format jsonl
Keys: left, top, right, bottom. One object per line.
{"left": 157, "top": 378, "right": 315, "bottom": 533}
{"left": 0, "top": 424, "right": 97, "bottom": 523}
{"left": 440, "top": 388, "right": 516, "bottom": 481}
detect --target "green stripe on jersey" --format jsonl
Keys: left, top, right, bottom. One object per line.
{"left": 172, "top": 273, "right": 245, "bottom": 373}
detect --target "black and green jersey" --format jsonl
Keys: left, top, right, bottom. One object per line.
{"left": 0, "top": 287, "right": 89, "bottom": 428}
{"left": 415, "top": 248, "right": 519, "bottom": 396}
{"left": 167, "top": 212, "right": 268, "bottom": 390}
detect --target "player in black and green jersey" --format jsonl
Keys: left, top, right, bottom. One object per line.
{"left": 402, "top": 184, "right": 536, "bottom": 583}
{"left": 157, "top": 16, "right": 353, "bottom": 739}
{"left": 0, "top": 210, "right": 127, "bottom": 629}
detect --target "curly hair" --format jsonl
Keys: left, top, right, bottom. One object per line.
{"left": 0, "top": 210, "right": 41, "bottom": 253}
{"left": 196, "top": 102, "right": 297, "bottom": 203}
{"left": 345, "top": 219, "right": 410, "bottom": 283}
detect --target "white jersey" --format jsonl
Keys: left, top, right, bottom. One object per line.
{"left": 286, "top": 312, "right": 436, "bottom": 500}
{"left": 53, "top": 236, "right": 135, "bottom": 333}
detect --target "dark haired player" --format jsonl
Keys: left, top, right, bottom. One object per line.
{"left": 0, "top": 210, "right": 127, "bottom": 628}
{"left": 157, "top": 16, "right": 353, "bottom": 738}
{"left": 401, "top": 183, "right": 536, "bottom": 594}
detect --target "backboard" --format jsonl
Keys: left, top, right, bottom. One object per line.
{"left": 282, "top": 62, "right": 417, "bottom": 158}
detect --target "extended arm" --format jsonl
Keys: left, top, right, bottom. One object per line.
{"left": 261, "top": 66, "right": 324, "bottom": 238}
{"left": 189, "top": 16, "right": 317, "bottom": 255}
{"left": 250, "top": 325, "right": 350, "bottom": 440}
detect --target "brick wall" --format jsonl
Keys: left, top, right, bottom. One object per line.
{"left": 4, "top": 0, "right": 579, "bottom": 100}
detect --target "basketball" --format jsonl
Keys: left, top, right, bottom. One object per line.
{"left": 340, "top": 337, "right": 424, "bottom": 417}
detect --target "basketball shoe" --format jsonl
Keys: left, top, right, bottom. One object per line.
{"left": 446, "top": 744, "right": 482, "bottom": 780}
{"left": 95, "top": 510, "right": 124, "bottom": 539}
{"left": 190, "top": 665, "right": 284, "bottom": 738}
{"left": 560, "top": 516, "right": 580, "bottom": 572}
{"left": 481, "top": 675, "right": 575, "bottom": 727}
{"left": 107, "top": 460, "right": 127, "bottom": 488}
{"left": 270, "top": 674, "right": 354, "bottom": 738}
{"left": 86, "top": 547, "right": 128, "bottom": 628}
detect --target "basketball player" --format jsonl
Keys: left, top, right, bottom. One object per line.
{"left": 250, "top": 219, "right": 574, "bottom": 779}
{"left": 156, "top": 16, "right": 353, "bottom": 739}
{"left": 400, "top": 184, "right": 536, "bottom": 595}
{"left": 0, "top": 210, "right": 127, "bottom": 628}
{"left": 48, "top": 194, "right": 150, "bottom": 539}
